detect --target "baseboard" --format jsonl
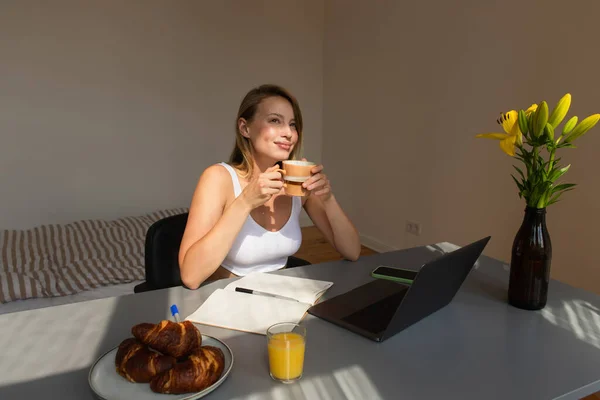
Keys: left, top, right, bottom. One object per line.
{"left": 359, "top": 233, "right": 398, "bottom": 253}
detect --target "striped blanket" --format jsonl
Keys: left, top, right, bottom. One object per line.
{"left": 0, "top": 208, "right": 188, "bottom": 304}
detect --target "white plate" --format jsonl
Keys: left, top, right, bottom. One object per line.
{"left": 89, "top": 335, "right": 234, "bottom": 400}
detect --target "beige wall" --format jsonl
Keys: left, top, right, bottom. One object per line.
{"left": 2, "top": 0, "right": 598, "bottom": 293}
{"left": 323, "top": 0, "right": 600, "bottom": 294}
{"left": 0, "top": 0, "right": 324, "bottom": 229}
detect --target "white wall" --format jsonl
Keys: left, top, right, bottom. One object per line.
{"left": 0, "top": 0, "right": 324, "bottom": 229}
{"left": 323, "top": 0, "right": 600, "bottom": 294}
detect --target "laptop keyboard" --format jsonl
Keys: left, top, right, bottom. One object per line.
{"left": 341, "top": 289, "right": 407, "bottom": 334}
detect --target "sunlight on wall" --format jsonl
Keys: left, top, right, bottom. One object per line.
{"left": 541, "top": 299, "right": 600, "bottom": 350}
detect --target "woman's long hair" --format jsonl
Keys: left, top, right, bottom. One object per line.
{"left": 229, "top": 84, "right": 304, "bottom": 178}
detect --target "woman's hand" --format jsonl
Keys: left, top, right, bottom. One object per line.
{"left": 241, "top": 165, "right": 284, "bottom": 209}
{"left": 302, "top": 163, "right": 332, "bottom": 202}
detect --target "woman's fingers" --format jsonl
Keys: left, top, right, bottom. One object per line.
{"left": 265, "top": 187, "right": 283, "bottom": 195}
{"left": 311, "top": 164, "right": 323, "bottom": 174}
{"left": 302, "top": 173, "right": 319, "bottom": 188}
{"left": 259, "top": 179, "right": 283, "bottom": 189}
{"left": 308, "top": 179, "right": 327, "bottom": 191}
{"left": 304, "top": 165, "right": 324, "bottom": 187}
{"left": 303, "top": 173, "right": 326, "bottom": 189}
{"left": 264, "top": 171, "right": 284, "bottom": 180}
{"left": 257, "top": 187, "right": 282, "bottom": 201}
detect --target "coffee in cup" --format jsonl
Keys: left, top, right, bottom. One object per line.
{"left": 281, "top": 160, "right": 315, "bottom": 178}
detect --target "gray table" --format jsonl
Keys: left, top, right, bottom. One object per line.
{"left": 1, "top": 242, "right": 599, "bottom": 400}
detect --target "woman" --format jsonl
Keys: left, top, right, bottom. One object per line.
{"left": 178, "top": 84, "right": 361, "bottom": 289}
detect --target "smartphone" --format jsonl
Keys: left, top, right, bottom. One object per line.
{"left": 371, "top": 266, "right": 418, "bottom": 284}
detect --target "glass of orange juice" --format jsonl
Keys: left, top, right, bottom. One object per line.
{"left": 267, "top": 322, "right": 306, "bottom": 383}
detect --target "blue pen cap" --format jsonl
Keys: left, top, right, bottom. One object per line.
{"left": 170, "top": 304, "right": 181, "bottom": 322}
{"left": 170, "top": 304, "right": 179, "bottom": 316}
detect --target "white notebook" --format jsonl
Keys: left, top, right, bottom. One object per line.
{"left": 185, "top": 272, "right": 333, "bottom": 335}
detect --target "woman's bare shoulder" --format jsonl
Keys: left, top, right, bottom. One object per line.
{"left": 196, "top": 163, "right": 231, "bottom": 189}
{"left": 185, "top": 164, "right": 233, "bottom": 208}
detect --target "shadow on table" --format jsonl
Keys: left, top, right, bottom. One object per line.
{"left": 1, "top": 245, "right": 600, "bottom": 400}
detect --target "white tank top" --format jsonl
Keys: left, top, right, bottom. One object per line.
{"left": 218, "top": 162, "right": 303, "bottom": 276}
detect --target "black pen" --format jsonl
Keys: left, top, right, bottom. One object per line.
{"left": 235, "top": 287, "right": 299, "bottom": 302}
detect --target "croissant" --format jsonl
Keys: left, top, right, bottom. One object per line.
{"left": 132, "top": 320, "right": 202, "bottom": 359}
{"left": 150, "top": 346, "right": 225, "bottom": 394}
{"left": 115, "top": 338, "right": 176, "bottom": 383}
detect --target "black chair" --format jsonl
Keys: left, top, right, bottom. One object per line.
{"left": 134, "top": 212, "right": 311, "bottom": 293}
{"left": 134, "top": 213, "right": 188, "bottom": 293}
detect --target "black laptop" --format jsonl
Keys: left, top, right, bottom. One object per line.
{"left": 307, "top": 236, "right": 491, "bottom": 342}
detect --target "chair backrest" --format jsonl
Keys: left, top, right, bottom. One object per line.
{"left": 144, "top": 212, "right": 188, "bottom": 290}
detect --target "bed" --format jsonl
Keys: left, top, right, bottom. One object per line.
{"left": 0, "top": 207, "right": 188, "bottom": 315}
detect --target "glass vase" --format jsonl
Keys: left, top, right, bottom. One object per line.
{"left": 508, "top": 206, "right": 552, "bottom": 310}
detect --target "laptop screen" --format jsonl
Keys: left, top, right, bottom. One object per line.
{"left": 342, "top": 289, "right": 408, "bottom": 334}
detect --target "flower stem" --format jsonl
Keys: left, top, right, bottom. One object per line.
{"left": 548, "top": 147, "right": 555, "bottom": 174}
{"left": 532, "top": 145, "right": 539, "bottom": 207}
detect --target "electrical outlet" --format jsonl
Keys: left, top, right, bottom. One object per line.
{"left": 405, "top": 220, "right": 422, "bottom": 236}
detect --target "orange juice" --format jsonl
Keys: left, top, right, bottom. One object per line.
{"left": 267, "top": 332, "right": 305, "bottom": 382}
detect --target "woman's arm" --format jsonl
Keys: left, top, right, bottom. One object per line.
{"left": 301, "top": 164, "right": 361, "bottom": 261}
{"left": 178, "top": 165, "right": 252, "bottom": 289}
{"left": 179, "top": 164, "right": 285, "bottom": 289}
{"left": 303, "top": 194, "right": 362, "bottom": 261}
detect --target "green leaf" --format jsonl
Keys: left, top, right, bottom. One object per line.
{"left": 511, "top": 174, "right": 524, "bottom": 192}
{"left": 529, "top": 182, "right": 543, "bottom": 205}
{"left": 547, "top": 192, "right": 563, "bottom": 206}
{"left": 552, "top": 183, "right": 577, "bottom": 193}
{"left": 537, "top": 181, "right": 555, "bottom": 208}
{"left": 548, "top": 164, "right": 571, "bottom": 182}
{"left": 525, "top": 156, "right": 533, "bottom": 177}
{"left": 547, "top": 185, "right": 576, "bottom": 206}
{"left": 543, "top": 157, "right": 561, "bottom": 170}
{"left": 534, "top": 101, "right": 549, "bottom": 137}
{"left": 513, "top": 165, "right": 525, "bottom": 180}
{"left": 548, "top": 93, "right": 571, "bottom": 128}
{"left": 557, "top": 142, "right": 577, "bottom": 149}
{"left": 563, "top": 116, "right": 578, "bottom": 135}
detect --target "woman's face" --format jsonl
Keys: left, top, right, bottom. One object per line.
{"left": 241, "top": 96, "right": 298, "bottom": 162}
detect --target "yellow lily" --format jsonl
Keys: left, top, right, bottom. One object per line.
{"left": 476, "top": 104, "right": 538, "bottom": 156}
{"left": 476, "top": 110, "right": 521, "bottom": 156}
{"left": 525, "top": 103, "right": 538, "bottom": 116}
